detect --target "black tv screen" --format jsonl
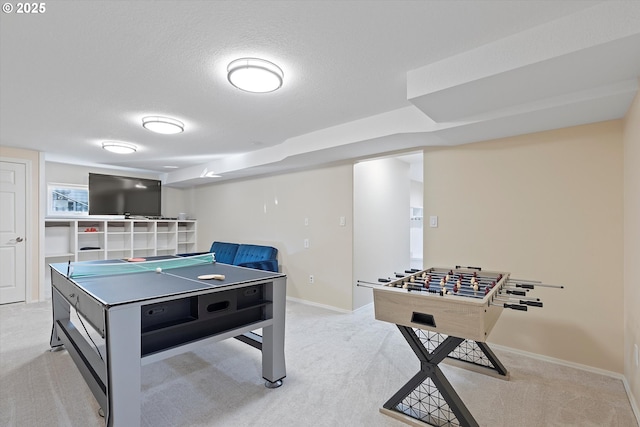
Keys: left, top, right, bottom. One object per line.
{"left": 89, "top": 173, "right": 162, "bottom": 217}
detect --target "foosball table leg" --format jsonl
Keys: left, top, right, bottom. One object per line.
{"left": 474, "top": 341, "right": 508, "bottom": 376}
{"left": 381, "top": 325, "right": 480, "bottom": 427}
{"left": 442, "top": 337, "right": 509, "bottom": 379}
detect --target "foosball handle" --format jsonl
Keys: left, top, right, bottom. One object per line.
{"left": 523, "top": 300, "right": 543, "bottom": 307}
{"left": 515, "top": 283, "right": 535, "bottom": 289}
{"left": 378, "top": 278, "right": 391, "bottom": 283}
{"left": 455, "top": 265, "right": 482, "bottom": 271}
{"left": 504, "top": 303, "right": 528, "bottom": 311}
{"left": 506, "top": 290, "right": 527, "bottom": 296}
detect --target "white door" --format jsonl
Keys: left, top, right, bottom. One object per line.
{"left": 0, "top": 161, "right": 27, "bottom": 304}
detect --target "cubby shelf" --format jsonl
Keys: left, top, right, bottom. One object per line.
{"left": 44, "top": 219, "right": 197, "bottom": 265}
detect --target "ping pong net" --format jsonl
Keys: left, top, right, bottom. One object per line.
{"left": 66, "top": 253, "right": 215, "bottom": 279}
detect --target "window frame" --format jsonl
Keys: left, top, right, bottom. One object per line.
{"left": 46, "top": 182, "right": 89, "bottom": 217}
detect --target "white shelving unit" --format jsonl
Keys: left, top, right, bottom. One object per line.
{"left": 106, "top": 221, "right": 132, "bottom": 260}
{"left": 156, "top": 221, "right": 178, "bottom": 256}
{"left": 77, "top": 220, "right": 106, "bottom": 261}
{"left": 44, "top": 219, "right": 197, "bottom": 283}
{"left": 177, "top": 221, "right": 197, "bottom": 254}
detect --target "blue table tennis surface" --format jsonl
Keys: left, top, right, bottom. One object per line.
{"left": 50, "top": 257, "right": 284, "bottom": 306}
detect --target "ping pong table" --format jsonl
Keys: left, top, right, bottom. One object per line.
{"left": 49, "top": 254, "right": 286, "bottom": 426}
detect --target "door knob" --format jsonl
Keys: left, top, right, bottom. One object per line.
{"left": 16, "top": 237, "right": 23, "bottom": 242}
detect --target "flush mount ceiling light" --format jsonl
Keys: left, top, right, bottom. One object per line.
{"left": 142, "top": 116, "right": 184, "bottom": 134}
{"left": 227, "top": 58, "right": 284, "bottom": 93}
{"left": 102, "top": 141, "right": 137, "bottom": 154}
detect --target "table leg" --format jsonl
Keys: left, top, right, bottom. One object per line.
{"left": 383, "top": 325, "right": 479, "bottom": 427}
{"left": 429, "top": 334, "right": 509, "bottom": 378}
{"left": 104, "top": 304, "right": 141, "bottom": 426}
{"left": 261, "top": 277, "right": 287, "bottom": 387}
{"left": 49, "top": 287, "right": 69, "bottom": 348}
{"left": 474, "top": 341, "right": 508, "bottom": 376}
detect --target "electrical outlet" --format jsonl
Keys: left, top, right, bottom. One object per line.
{"left": 309, "top": 275, "right": 314, "bottom": 284}
{"left": 304, "top": 238, "right": 309, "bottom": 248}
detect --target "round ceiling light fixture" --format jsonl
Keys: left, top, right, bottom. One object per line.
{"left": 102, "top": 141, "right": 137, "bottom": 154}
{"left": 227, "top": 58, "right": 284, "bottom": 93}
{"left": 142, "top": 116, "right": 184, "bottom": 134}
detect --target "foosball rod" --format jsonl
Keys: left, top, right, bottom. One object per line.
{"left": 357, "top": 279, "right": 414, "bottom": 289}
{"left": 439, "top": 269, "right": 504, "bottom": 280}
{"left": 379, "top": 281, "right": 487, "bottom": 299}
{"left": 356, "top": 280, "right": 386, "bottom": 288}
{"left": 414, "top": 278, "right": 502, "bottom": 296}
{"left": 397, "top": 276, "right": 488, "bottom": 286}
{"left": 405, "top": 266, "right": 487, "bottom": 273}
{"left": 401, "top": 284, "right": 460, "bottom": 296}
{"left": 500, "top": 286, "right": 531, "bottom": 295}
{"left": 498, "top": 289, "right": 533, "bottom": 297}
{"left": 411, "top": 283, "right": 489, "bottom": 299}
{"left": 365, "top": 277, "right": 539, "bottom": 302}
{"left": 407, "top": 269, "right": 502, "bottom": 281}
{"left": 493, "top": 296, "right": 543, "bottom": 307}
{"left": 397, "top": 272, "right": 500, "bottom": 288}
{"left": 496, "top": 291, "right": 540, "bottom": 301}
{"left": 381, "top": 275, "right": 498, "bottom": 298}
{"left": 508, "top": 278, "right": 564, "bottom": 289}
{"left": 413, "top": 272, "right": 503, "bottom": 286}
{"left": 400, "top": 268, "right": 502, "bottom": 281}
{"left": 405, "top": 285, "right": 486, "bottom": 299}
{"left": 391, "top": 276, "right": 486, "bottom": 290}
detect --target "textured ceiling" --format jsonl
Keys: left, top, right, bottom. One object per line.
{"left": 1, "top": 1, "right": 638, "bottom": 187}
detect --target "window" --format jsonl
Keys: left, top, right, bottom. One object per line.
{"left": 47, "top": 183, "right": 89, "bottom": 216}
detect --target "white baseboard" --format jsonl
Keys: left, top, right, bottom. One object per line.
{"left": 285, "top": 297, "right": 375, "bottom": 314}
{"left": 489, "top": 343, "right": 624, "bottom": 379}
{"left": 285, "top": 296, "right": 352, "bottom": 314}
{"left": 622, "top": 378, "right": 640, "bottom": 427}
{"left": 353, "top": 302, "right": 374, "bottom": 313}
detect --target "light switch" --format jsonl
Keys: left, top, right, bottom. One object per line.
{"left": 429, "top": 216, "right": 438, "bottom": 228}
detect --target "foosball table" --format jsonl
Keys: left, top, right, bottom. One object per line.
{"left": 358, "top": 266, "right": 562, "bottom": 427}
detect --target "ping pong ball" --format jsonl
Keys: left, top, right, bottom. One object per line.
{"left": 156, "top": 267, "right": 162, "bottom": 273}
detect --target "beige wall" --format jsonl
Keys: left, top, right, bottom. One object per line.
{"left": 623, "top": 91, "right": 640, "bottom": 409}
{"left": 353, "top": 158, "right": 411, "bottom": 309}
{"left": 0, "top": 146, "right": 41, "bottom": 301}
{"left": 192, "top": 164, "right": 354, "bottom": 311}
{"left": 423, "top": 121, "right": 624, "bottom": 372}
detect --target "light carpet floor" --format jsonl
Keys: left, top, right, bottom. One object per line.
{"left": 1, "top": 299, "right": 637, "bottom": 427}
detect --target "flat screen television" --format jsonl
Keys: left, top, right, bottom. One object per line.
{"left": 89, "top": 173, "right": 162, "bottom": 217}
